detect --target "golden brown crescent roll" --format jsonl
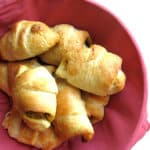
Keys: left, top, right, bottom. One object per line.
{"left": 12, "top": 66, "right": 58, "bottom": 131}
{"left": 0, "top": 59, "right": 39, "bottom": 96}
{"left": 0, "top": 20, "right": 59, "bottom": 61}
{"left": 40, "top": 24, "right": 92, "bottom": 65}
{"left": 2, "top": 109, "right": 64, "bottom": 150}
{"left": 82, "top": 92, "right": 110, "bottom": 124}
{"left": 0, "top": 60, "right": 58, "bottom": 131}
{"left": 0, "top": 59, "right": 40, "bottom": 95}
{"left": 54, "top": 79, "right": 94, "bottom": 141}
{"left": 0, "top": 59, "right": 56, "bottom": 94}
{"left": 56, "top": 44, "right": 126, "bottom": 96}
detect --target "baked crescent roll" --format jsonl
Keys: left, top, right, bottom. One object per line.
{"left": 56, "top": 44, "right": 126, "bottom": 96}
{"left": 0, "top": 20, "right": 59, "bottom": 61}
{"left": 40, "top": 24, "right": 92, "bottom": 65}
{"left": 0, "top": 59, "right": 40, "bottom": 95}
{"left": 82, "top": 92, "right": 110, "bottom": 124}
{"left": 0, "top": 60, "right": 58, "bottom": 131}
{"left": 0, "top": 59, "right": 56, "bottom": 93}
{"left": 54, "top": 79, "right": 94, "bottom": 141}
{"left": 0, "top": 59, "right": 39, "bottom": 96}
{"left": 2, "top": 109, "right": 64, "bottom": 150}
{"left": 12, "top": 66, "right": 58, "bottom": 131}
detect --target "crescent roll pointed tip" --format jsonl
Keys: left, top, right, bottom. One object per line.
{"left": 108, "top": 70, "right": 126, "bottom": 95}
{"left": 82, "top": 92, "right": 110, "bottom": 124}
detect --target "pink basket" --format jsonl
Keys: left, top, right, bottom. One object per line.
{"left": 0, "top": 0, "right": 149, "bottom": 150}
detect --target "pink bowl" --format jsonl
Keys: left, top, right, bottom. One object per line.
{"left": 0, "top": 0, "right": 149, "bottom": 150}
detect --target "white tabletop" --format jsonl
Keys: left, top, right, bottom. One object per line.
{"left": 93, "top": 0, "right": 150, "bottom": 149}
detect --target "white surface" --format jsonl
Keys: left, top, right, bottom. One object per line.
{"left": 92, "top": 0, "right": 150, "bottom": 150}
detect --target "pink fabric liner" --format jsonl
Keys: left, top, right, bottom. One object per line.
{"left": 0, "top": 0, "right": 149, "bottom": 150}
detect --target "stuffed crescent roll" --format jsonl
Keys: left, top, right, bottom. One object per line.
{"left": 0, "top": 20, "right": 59, "bottom": 61}
{"left": 40, "top": 24, "right": 92, "bottom": 65}
{"left": 54, "top": 79, "right": 94, "bottom": 141}
{"left": 12, "top": 66, "right": 58, "bottom": 131}
{"left": 56, "top": 44, "right": 126, "bottom": 96}
{"left": 2, "top": 109, "right": 64, "bottom": 150}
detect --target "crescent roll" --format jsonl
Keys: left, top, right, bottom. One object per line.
{"left": 0, "top": 20, "right": 59, "bottom": 61}
{"left": 0, "top": 59, "right": 40, "bottom": 95}
{"left": 12, "top": 66, "right": 58, "bottom": 131}
{"left": 2, "top": 109, "right": 64, "bottom": 150}
{"left": 54, "top": 79, "right": 94, "bottom": 141}
{"left": 0, "top": 60, "right": 58, "bottom": 131}
{"left": 40, "top": 24, "right": 92, "bottom": 65}
{"left": 56, "top": 44, "right": 126, "bottom": 96}
{"left": 82, "top": 92, "right": 110, "bottom": 124}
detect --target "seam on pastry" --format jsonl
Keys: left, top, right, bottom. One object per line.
{"left": 20, "top": 23, "right": 33, "bottom": 56}
{"left": 14, "top": 87, "right": 57, "bottom": 95}
{"left": 23, "top": 23, "right": 32, "bottom": 55}
{"left": 14, "top": 21, "right": 22, "bottom": 51}
{"left": 38, "top": 28, "right": 50, "bottom": 49}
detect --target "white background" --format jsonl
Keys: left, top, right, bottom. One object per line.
{"left": 92, "top": 0, "right": 150, "bottom": 150}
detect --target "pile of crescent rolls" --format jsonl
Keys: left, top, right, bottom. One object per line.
{"left": 0, "top": 20, "right": 126, "bottom": 150}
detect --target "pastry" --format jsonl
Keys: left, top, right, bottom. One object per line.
{"left": 0, "top": 59, "right": 40, "bottom": 95}
{"left": 2, "top": 109, "right": 64, "bottom": 150}
{"left": 82, "top": 92, "right": 110, "bottom": 124}
{"left": 0, "top": 20, "right": 59, "bottom": 61}
{"left": 54, "top": 79, "right": 94, "bottom": 141}
{"left": 40, "top": 24, "right": 92, "bottom": 65}
{"left": 0, "top": 60, "right": 58, "bottom": 131}
{"left": 12, "top": 66, "right": 58, "bottom": 131}
{"left": 56, "top": 44, "right": 126, "bottom": 96}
